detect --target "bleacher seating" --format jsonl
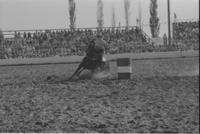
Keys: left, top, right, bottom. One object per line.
{"left": 0, "top": 23, "right": 199, "bottom": 59}
{"left": 172, "top": 21, "right": 199, "bottom": 50}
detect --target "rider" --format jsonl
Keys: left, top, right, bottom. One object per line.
{"left": 89, "top": 32, "right": 107, "bottom": 71}
{"left": 86, "top": 32, "right": 107, "bottom": 64}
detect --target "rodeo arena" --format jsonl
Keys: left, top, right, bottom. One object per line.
{"left": 0, "top": 0, "right": 199, "bottom": 133}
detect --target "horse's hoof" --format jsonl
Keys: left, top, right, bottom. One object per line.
{"left": 68, "top": 76, "right": 79, "bottom": 81}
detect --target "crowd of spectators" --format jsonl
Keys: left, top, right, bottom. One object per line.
{"left": 0, "top": 22, "right": 199, "bottom": 59}
{"left": 173, "top": 21, "right": 199, "bottom": 50}
{"left": 0, "top": 27, "right": 150, "bottom": 59}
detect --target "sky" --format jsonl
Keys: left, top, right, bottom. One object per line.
{"left": 0, "top": 0, "right": 199, "bottom": 36}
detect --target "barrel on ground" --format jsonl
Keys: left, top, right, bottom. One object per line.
{"left": 117, "top": 58, "right": 132, "bottom": 79}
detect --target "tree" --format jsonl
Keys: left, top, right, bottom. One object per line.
{"left": 149, "top": 0, "right": 160, "bottom": 38}
{"left": 97, "top": 0, "right": 104, "bottom": 29}
{"left": 138, "top": 0, "right": 143, "bottom": 30}
{"left": 124, "top": 0, "right": 131, "bottom": 28}
{"left": 111, "top": 5, "right": 116, "bottom": 27}
{"left": 69, "top": 0, "right": 76, "bottom": 29}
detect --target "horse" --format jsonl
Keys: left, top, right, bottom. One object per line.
{"left": 68, "top": 38, "right": 106, "bottom": 80}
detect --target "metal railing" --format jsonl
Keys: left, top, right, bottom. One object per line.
{"left": 2, "top": 26, "right": 139, "bottom": 37}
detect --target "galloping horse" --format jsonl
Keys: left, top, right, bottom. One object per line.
{"left": 68, "top": 34, "right": 106, "bottom": 80}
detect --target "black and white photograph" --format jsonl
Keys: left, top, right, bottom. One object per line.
{"left": 0, "top": 0, "right": 199, "bottom": 133}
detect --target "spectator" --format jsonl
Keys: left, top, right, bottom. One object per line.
{"left": 163, "top": 33, "right": 167, "bottom": 45}
{"left": 23, "top": 32, "right": 27, "bottom": 39}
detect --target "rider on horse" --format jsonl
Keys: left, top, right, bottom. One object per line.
{"left": 68, "top": 32, "right": 107, "bottom": 80}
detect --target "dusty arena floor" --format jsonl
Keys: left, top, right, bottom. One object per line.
{"left": 0, "top": 64, "right": 199, "bottom": 133}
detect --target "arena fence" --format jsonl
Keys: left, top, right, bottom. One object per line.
{"left": 0, "top": 51, "right": 198, "bottom": 78}
{"left": 0, "top": 50, "right": 198, "bottom": 67}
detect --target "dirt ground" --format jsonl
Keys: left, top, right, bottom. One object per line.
{"left": 0, "top": 64, "right": 199, "bottom": 133}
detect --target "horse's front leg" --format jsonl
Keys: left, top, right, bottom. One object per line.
{"left": 68, "top": 66, "right": 83, "bottom": 80}
{"left": 68, "top": 70, "right": 80, "bottom": 80}
{"left": 76, "top": 67, "right": 86, "bottom": 77}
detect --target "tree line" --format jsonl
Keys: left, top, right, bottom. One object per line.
{"left": 68, "top": 0, "right": 160, "bottom": 38}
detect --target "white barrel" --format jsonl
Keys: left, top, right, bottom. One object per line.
{"left": 117, "top": 58, "right": 132, "bottom": 79}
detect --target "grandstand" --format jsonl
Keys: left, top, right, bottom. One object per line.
{"left": 1, "top": 20, "right": 199, "bottom": 60}
{"left": 172, "top": 20, "right": 199, "bottom": 50}
{"left": 0, "top": 26, "right": 155, "bottom": 59}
